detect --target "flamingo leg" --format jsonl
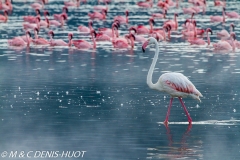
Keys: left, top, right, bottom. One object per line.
{"left": 164, "top": 97, "right": 173, "bottom": 124}
{"left": 178, "top": 97, "right": 192, "bottom": 124}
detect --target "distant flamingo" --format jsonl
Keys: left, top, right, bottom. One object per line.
{"left": 23, "top": 9, "right": 41, "bottom": 23}
{"left": 72, "top": 30, "right": 97, "bottom": 49}
{"left": 0, "top": 0, "right": 12, "bottom": 11}
{"left": 210, "top": 7, "right": 226, "bottom": 23}
{"left": 48, "top": 31, "right": 73, "bottom": 47}
{"left": 64, "top": 0, "right": 80, "bottom": 7}
{"left": 225, "top": 11, "right": 240, "bottom": 18}
{"left": 213, "top": 32, "right": 236, "bottom": 51}
{"left": 88, "top": 9, "right": 107, "bottom": 20}
{"left": 78, "top": 21, "right": 94, "bottom": 33}
{"left": 142, "top": 37, "right": 202, "bottom": 124}
{"left": 8, "top": 31, "right": 32, "bottom": 47}
{"left": 114, "top": 10, "right": 129, "bottom": 24}
{"left": 23, "top": 17, "right": 41, "bottom": 30}
{"left": 129, "top": 17, "right": 155, "bottom": 34}
{"left": 129, "top": 27, "right": 147, "bottom": 43}
{"left": 31, "top": 0, "right": 45, "bottom": 10}
{"left": 0, "top": 10, "right": 8, "bottom": 22}
{"left": 32, "top": 28, "right": 49, "bottom": 45}
{"left": 188, "top": 28, "right": 212, "bottom": 45}
{"left": 94, "top": 1, "right": 108, "bottom": 11}
{"left": 49, "top": 14, "right": 67, "bottom": 27}
{"left": 214, "top": 0, "right": 225, "bottom": 7}
{"left": 98, "top": 22, "right": 119, "bottom": 38}
{"left": 163, "top": 13, "right": 178, "bottom": 30}
{"left": 53, "top": 6, "right": 68, "bottom": 21}
{"left": 217, "top": 23, "right": 234, "bottom": 40}
{"left": 152, "top": 10, "right": 167, "bottom": 19}
{"left": 112, "top": 34, "right": 135, "bottom": 49}
{"left": 137, "top": 0, "right": 153, "bottom": 8}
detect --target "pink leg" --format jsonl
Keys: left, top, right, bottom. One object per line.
{"left": 178, "top": 97, "right": 192, "bottom": 123}
{"left": 164, "top": 97, "right": 174, "bottom": 124}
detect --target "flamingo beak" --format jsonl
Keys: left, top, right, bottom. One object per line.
{"left": 142, "top": 41, "right": 149, "bottom": 53}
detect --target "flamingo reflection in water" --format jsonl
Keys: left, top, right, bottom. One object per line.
{"left": 147, "top": 124, "right": 203, "bottom": 159}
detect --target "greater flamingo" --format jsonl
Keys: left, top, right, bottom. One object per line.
{"left": 112, "top": 34, "right": 135, "bottom": 49}
{"left": 23, "top": 17, "right": 41, "bottom": 30}
{"left": 137, "top": 0, "right": 153, "bottom": 8}
{"left": 31, "top": 0, "right": 45, "bottom": 10}
{"left": 53, "top": 6, "right": 68, "bottom": 21}
{"left": 225, "top": 11, "right": 240, "bottom": 19}
{"left": 64, "top": 0, "right": 81, "bottom": 7}
{"left": 23, "top": 9, "right": 41, "bottom": 23}
{"left": 152, "top": 10, "right": 167, "bottom": 19}
{"left": 129, "top": 17, "right": 155, "bottom": 35}
{"left": 142, "top": 37, "right": 202, "bottom": 124}
{"left": 163, "top": 13, "right": 178, "bottom": 30}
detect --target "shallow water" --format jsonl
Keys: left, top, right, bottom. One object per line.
{"left": 1, "top": 0, "right": 240, "bottom": 159}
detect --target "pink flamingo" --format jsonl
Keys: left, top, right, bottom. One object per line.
{"left": 225, "top": 11, "right": 240, "bottom": 18}
{"left": 32, "top": 28, "right": 49, "bottom": 45}
{"left": 188, "top": 28, "right": 212, "bottom": 45}
{"left": 214, "top": 0, "right": 225, "bottom": 7}
{"left": 23, "top": 17, "right": 41, "bottom": 30}
{"left": 112, "top": 34, "right": 135, "bottom": 49}
{"left": 64, "top": 0, "right": 81, "bottom": 7}
{"left": 53, "top": 6, "right": 68, "bottom": 21}
{"left": 98, "top": 22, "right": 119, "bottom": 38}
{"left": 8, "top": 31, "right": 32, "bottom": 47}
{"left": 0, "top": 10, "right": 8, "bottom": 22}
{"left": 0, "top": 0, "right": 12, "bottom": 11}
{"left": 129, "top": 17, "right": 155, "bottom": 35}
{"left": 94, "top": 1, "right": 108, "bottom": 11}
{"left": 217, "top": 23, "right": 234, "bottom": 40}
{"left": 49, "top": 14, "right": 67, "bottom": 27}
{"left": 48, "top": 31, "right": 73, "bottom": 47}
{"left": 213, "top": 32, "right": 236, "bottom": 51}
{"left": 142, "top": 37, "right": 202, "bottom": 124}
{"left": 210, "top": 7, "right": 226, "bottom": 23}
{"left": 72, "top": 31, "right": 97, "bottom": 49}
{"left": 182, "top": 7, "right": 196, "bottom": 15}
{"left": 157, "top": 1, "right": 169, "bottom": 10}
{"left": 78, "top": 21, "right": 94, "bottom": 33}
{"left": 88, "top": 9, "right": 107, "bottom": 20}
{"left": 152, "top": 10, "right": 167, "bottom": 19}
{"left": 114, "top": 10, "right": 129, "bottom": 24}
{"left": 137, "top": 0, "right": 153, "bottom": 8}
{"left": 23, "top": 9, "right": 41, "bottom": 23}
{"left": 129, "top": 28, "right": 147, "bottom": 43}
{"left": 31, "top": 0, "right": 45, "bottom": 10}
{"left": 163, "top": 13, "right": 178, "bottom": 30}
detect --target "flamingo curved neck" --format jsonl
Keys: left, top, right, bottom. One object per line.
{"left": 147, "top": 38, "right": 160, "bottom": 90}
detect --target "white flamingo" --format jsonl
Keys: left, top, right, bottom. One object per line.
{"left": 142, "top": 37, "right": 203, "bottom": 124}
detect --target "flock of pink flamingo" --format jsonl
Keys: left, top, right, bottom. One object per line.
{"left": 3, "top": 0, "right": 240, "bottom": 124}
{"left": 3, "top": 0, "right": 239, "bottom": 51}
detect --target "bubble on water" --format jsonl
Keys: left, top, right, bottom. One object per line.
{"left": 196, "top": 104, "right": 200, "bottom": 108}
{"left": 14, "top": 95, "right": 16, "bottom": 98}
{"left": 233, "top": 109, "right": 236, "bottom": 112}
{"left": 66, "top": 91, "right": 69, "bottom": 95}
{"left": 96, "top": 91, "right": 101, "bottom": 94}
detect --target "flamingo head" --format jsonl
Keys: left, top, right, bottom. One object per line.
{"left": 129, "top": 33, "right": 136, "bottom": 41}
{"left": 184, "top": 19, "right": 191, "bottom": 25}
{"left": 34, "top": 28, "right": 39, "bottom": 34}
{"left": 89, "top": 21, "right": 93, "bottom": 26}
{"left": 149, "top": 17, "right": 155, "bottom": 25}
{"left": 36, "top": 16, "right": 41, "bottom": 23}
{"left": 4, "top": 10, "right": 8, "bottom": 16}
{"left": 113, "top": 20, "right": 120, "bottom": 27}
{"left": 223, "top": 7, "right": 226, "bottom": 12}
{"left": 142, "top": 37, "right": 157, "bottom": 52}
{"left": 230, "top": 23, "right": 235, "bottom": 31}
{"left": 44, "top": 10, "right": 50, "bottom": 16}
{"left": 26, "top": 31, "right": 32, "bottom": 38}
{"left": 230, "top": 32, "right": 236, "bottom": 40}
{"left": 102, "top": 9, "right": 107, "bottom": 15}
{"left": 48, "top": 30, "right": 54, "bottom": 38}
{"left": 206, "top": 28, "right": 212, "bottom": 35}
{"left": 129, "top": 27, "right": 137, "bottom": 34}
{"left": 68, "top": 33, "right": 73, "bottom": 40}
{"left": 42, "top": 0, "right": 46, "bottom": 4}
{"left": 35, "top": 9, "right": 41, "bottom": 15}
{"left": 61, "top": 14, "right": 67, "bottom": 20}
{"left": 125, "top": 10, "right": 129, "bottom": 16}
{"left": 192, "top": 20, "right": 197, "bottom": 26}
{"left": 63, "top": 6, "right": 68, "bottom": 13}
{"left": 91, "top": 30, "right": 97, "bottom": 38}
{"left": 174, "top": 13, "right": 178, "bottom": 17}
{"left": 164, "top": 24, "right": 171, "bottom": 32}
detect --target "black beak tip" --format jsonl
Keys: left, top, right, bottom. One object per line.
{"left": 142, "top": 47, "right": 145, "bottom": 53}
